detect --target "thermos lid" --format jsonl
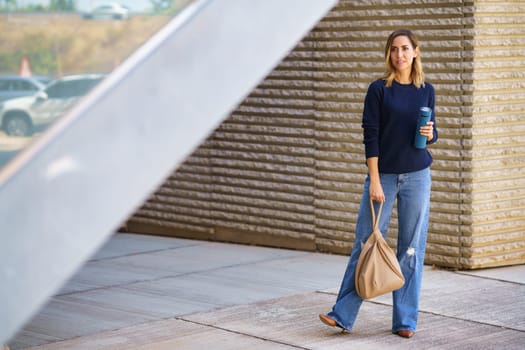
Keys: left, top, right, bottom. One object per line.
{"left": 419, "top": 107, "right": 432, "bottom": 116}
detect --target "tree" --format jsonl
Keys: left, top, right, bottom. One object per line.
{"left": 150, "top": 0, "right": 172, "bottom": 13}
{"left": 1, "top": 0, "right": 18, "bottom": 11}
{"left": 49, "top": 0, "right": 74, "bottom": 11}
{"left": 149, "top": 0, "right": 193, "bottom": 15}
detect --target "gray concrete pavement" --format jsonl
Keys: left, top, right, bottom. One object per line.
{"left": 8, "top": 233, "right": 525, "bottom": 349}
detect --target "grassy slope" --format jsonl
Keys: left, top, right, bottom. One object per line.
{"left": 0, "top": 13, "right": 171, "bottom": 77}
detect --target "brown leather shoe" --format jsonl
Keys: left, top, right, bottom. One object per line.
{"left": 319, "top": 314, "right": 337, "bottom": 327}
{"left": 396, "top": 330, "right": 415, "bottom": 338}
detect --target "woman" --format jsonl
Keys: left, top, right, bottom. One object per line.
{"left": 319, "top": 29, "right": 438, "bottom": 339}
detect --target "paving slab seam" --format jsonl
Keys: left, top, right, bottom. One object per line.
{"left": 175, "top": 316, "right": 312, "bottom": 350}
{"left": 54, "top": 276, "right": 178, "bottom": 297}
{"left": 412, "top": 308, "right": 525, "bottom": 333}
{"left": 452, "top": 271, "right": 525, "bottom": 285}
{"left": 314, "top": 290, "right": 336, "bottom": 296}
{"left": 87, "top": 243, "right": 205, "bottom": 263}
{"left": 55, "top": 250, "right": 312, "bottom": 297}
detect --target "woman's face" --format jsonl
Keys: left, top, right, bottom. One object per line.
{"left": 390, "top": 35, "right": 417, "bottom": 74}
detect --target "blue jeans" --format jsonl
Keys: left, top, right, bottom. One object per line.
{"left": 327, "top": 167, "right": 431, "bottom": 333}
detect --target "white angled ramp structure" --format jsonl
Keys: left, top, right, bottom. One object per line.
{"left": 0, "top": 0, "right": 338, "bottom": 344}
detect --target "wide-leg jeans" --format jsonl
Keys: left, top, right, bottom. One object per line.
{"left": 327, "top": 167, "right": 431, "bottom": 333}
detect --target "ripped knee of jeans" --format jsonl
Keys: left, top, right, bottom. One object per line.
{"left": 406, "top": 247, "right": 416, "bottom": 256}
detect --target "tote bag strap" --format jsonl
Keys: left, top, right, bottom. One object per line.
{"left": 370, "top": 199, "right": 383, "bottom": 231}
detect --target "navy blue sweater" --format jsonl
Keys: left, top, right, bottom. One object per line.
{"left": 362, "top": 79, "right": 438, "bottom": 174}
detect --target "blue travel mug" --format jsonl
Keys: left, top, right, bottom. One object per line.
{"left": 414, "top": 107, "right": 432, "bottom": 149}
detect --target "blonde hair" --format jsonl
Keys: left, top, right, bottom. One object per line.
{"left": 383, "top": 29, "right": 425, "bottom": 88}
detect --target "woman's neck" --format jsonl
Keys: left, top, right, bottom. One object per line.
{"left": 395, "top": 72, "right": 412, "bottom": 84}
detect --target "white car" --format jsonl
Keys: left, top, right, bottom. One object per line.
{"left": 82, "top": 3, "right": 129, "bottom": 20}
{"left": 0, "top": 76, "right": 46, "bottom": 103}
{"left": 0, "top": 74, "right": 105, "bottom": 136}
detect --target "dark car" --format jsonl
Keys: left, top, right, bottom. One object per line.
{"left": 0, "top": 74, "right": 105, "bottom": 136}
{"left": 0, "top": 76, "right": 46, "bottom": 103}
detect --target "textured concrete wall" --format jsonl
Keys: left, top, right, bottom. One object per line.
{"left": 465, "top": 1, "right": 525, "bottom": 267}
{"left": 126, "top": 0, "right": 525, "bottom": 269}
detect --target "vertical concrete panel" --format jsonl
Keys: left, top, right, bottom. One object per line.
{"left": 465, "top": 0, "right": 525, "bottom": 268}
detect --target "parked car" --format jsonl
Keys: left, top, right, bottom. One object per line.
{"left": 32, "top": 75, "right": 54, "bottom": 86}
{"left": 0, "top": 74, "right": 105, "bottom": 137}
{"left": 0, "top": 76, "right": 46, "bottom": 103}
{"left": 82, "top": 3, "right": 130, "bottom": 20}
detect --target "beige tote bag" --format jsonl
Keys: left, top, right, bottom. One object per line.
{"left": 355, "top": 199, "right": 405, "bottom": 299}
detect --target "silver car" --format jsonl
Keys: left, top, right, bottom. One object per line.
{"left": 82, "top": 3, "right": 130, "bottom": 20}
{"left": 0, "top": 74, "right": 105, "bottom": 136}
{"left": 0, "top": 76, "right": 46, "bottom": 103}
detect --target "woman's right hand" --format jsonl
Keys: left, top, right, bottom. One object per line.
{"left": 369, "top": 180, "right": 385, "bottom": 203}
{"left": 366, "top": 157, "right": 385, "bottom": 202}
